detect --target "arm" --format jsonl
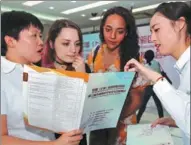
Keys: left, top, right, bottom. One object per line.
{"left": 120, "top": 72, "right": 150, "bottom": 120}
{"left": 124, "top": 58, "right": 190, "bottom": 137}
{"left": 116, "top": 87, "right": 145, "bottom": 136}
{"left": 151, "top": 117, "right": 177, "bottom": 128}
{"left": 1, "top": 115, "right": 53, "bottom": 145}
{"left": 1, "top": 115, "right": 82, "bottom": 145}
{"left": 1, "top": 87, "right": 52, "bottom": 145}
{"left": 153, "top": 78, "right": 190, "bottom": 137}
{"left": 1, "top": 86, "right": 82, "bottom": 145}
{"left": 120, "top": 86, "right": 145, "bottom": 120}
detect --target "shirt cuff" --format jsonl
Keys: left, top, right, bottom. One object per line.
{"left": 153, "top": 78, "right": 173, "bottom": 99}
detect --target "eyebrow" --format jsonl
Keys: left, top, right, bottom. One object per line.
{"left": 150, "top": 23, "right": 160, "bottom": 32}
{"left": 105, "top": 25, "right": 125, "bottom": 30}
{"left": 151, "top": 23, "right": 159, "bottom": 29}
{"left": 105, "top": 25, "right": 112, "bottom": 29}
{"left": 31, "top": 30, "right": 42, "bottom": 34}
{"left": 61, "top": 39, "right": 80, "bottom": 43}
{"left": 61, "top": 39, "right": 71, "bottom": 41}
{"left": 32, "top": 28, "right": 42, "bottom": 33}
{"left": 117, "top": 28, "right": 125, "bottom": 31}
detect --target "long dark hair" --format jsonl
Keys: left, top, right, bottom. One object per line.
{"left": 42, "top": 19, "right": 83, "bottom": 69}
{"left": 100, "top": 6, "right": 140, "bottom": 71}
{"left": 154, "top": 2, "right": 191, "bottom": 35}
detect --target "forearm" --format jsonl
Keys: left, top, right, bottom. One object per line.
{"left": 120, "top": 88, "right": 144, "bottom": 120}
{"left": 122, "top": 97, "right": 141, "bottom": 118}
{"left": 153, "top": 78, "right": 190, "bottom": 136}
{"left": 2, "top": 135, "right": 54, "bottom": 145}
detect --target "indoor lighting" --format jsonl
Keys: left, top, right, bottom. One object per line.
{"left": 103, "top": 9, "right": 107, "bottom": 12}
{"left": 49, "top": 6, "right": 54, "bottom": 10}
{"left": 1, "top": 6, "right": 68, "bottom": 21}
{"left": 22, "top": 1, "right": 44, "bottom": 7}
{"left": 167, "top": 0, "right": 175, "bottom": 1}
{"left": 1, "top": 7, "right": 10, "bottom": 12}
{"left": 132, "top": 1, "right": 187, "bottom": 13}
{"left": 132, "top": 3, "right": 161, "bottom": 13}
{"left": 81, "top": 14, "right": 86, "bottom": 17}
{"left": 61, "top": 1, "right": 118, "bottom": 15}
{"left": 71, "top": 1, "right": 76, "bottom": 3}
{"left": 89, "top": 16, "right": 103, "bottom": 21}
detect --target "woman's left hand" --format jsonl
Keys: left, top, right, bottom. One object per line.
{"left": 72, "top": 55, "right": 86, "bottom": 72}
{"left": 151, "top": 117, "right": 177, "bottom": 128}
{"left": 124, "top": 58, "right": 162, "bottom": 84}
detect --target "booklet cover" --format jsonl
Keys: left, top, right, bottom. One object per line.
{"left": 23, "top": 65, "right": 135, "bottom": 133}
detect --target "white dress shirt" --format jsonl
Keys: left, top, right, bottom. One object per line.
{"left": 153, "top": 46, "right": 190, "bottom": 145}
{"left": 1, "top": 56, "right": 55, "bottom": 141}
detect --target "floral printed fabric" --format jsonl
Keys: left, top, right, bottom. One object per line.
{"left": 87, "top": 44, "right": 146, "bottom": 145}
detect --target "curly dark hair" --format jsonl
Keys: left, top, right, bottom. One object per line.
{"left": 99, "top": 6, "right": 140, "bottom": 71}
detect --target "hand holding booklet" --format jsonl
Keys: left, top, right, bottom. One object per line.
{"left": 22, "top": 65, "right": 135, "bottom": 133}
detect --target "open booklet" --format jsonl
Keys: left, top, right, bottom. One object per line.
{"left": 23, "top": 65, "right": 135, "bottom": 133}
{"left": 126, "top": 124, "right": 174, "bottom": 145}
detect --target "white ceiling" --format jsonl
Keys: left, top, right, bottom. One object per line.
{"left": 1, "top": 1, "right": 191, "bottom": 29}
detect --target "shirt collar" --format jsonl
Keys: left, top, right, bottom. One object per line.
{"left": 1, "top": 56, "right": 21, "bottom": 74}
{"left": 174, "top": 45, "right": 190, "bottom": 73}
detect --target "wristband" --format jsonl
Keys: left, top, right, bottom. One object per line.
{"left": 155, "top": 76, "right": 164, "bottom": 83}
